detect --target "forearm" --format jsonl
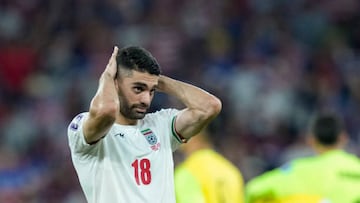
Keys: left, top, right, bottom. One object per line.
{"left": 90, "top": 73, "right": 119, "bottom": 116}
{"left": 158, "top": 75, "right": 220, "bottom": 111}
{"left": 158, "top": 75, "right": 221, "bottom": 138}
{"left": 84, "top": 72, "right": 119, "bottom": 143}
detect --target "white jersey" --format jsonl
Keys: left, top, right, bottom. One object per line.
{"left": 67, "top": 109, "right": 183, "bottom": 203}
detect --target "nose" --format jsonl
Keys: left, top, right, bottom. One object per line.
{"left": 139, "top": 91, "right": 152, "bottom": 106}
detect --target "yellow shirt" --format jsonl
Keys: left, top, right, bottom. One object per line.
{"left": 252, "top": 194, "right": 327, "bottom": 203}
{"left": 175, "top": 149, "right": 244, "bottom": 203}
{"left": 245, "top": 150, "right": 360, "bottom": 203}
{"left": 279, "top": 195, "right": 327, "bottom": 203}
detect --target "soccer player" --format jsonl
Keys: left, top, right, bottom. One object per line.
{"left": 67, "top": 46, "right": 222, "bottom": 203}
{"left": 175, "top": 129, "right": 244, "bottom": 203}
{"left": 245, "top": 112, "right": 360, "bottom": 203}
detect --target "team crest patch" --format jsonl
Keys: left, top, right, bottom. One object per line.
{"left": 141, "top": 128, "right": 160, "bottom": 151}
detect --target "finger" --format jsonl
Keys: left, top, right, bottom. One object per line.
{"left": 112, "top": 46, "right": 118, "bottom": 58}
{"left": 111, "top": 46, "right": 119, "bottom": 61}
{"left": 108, "top": 46, "right": 119, "bottom": 65}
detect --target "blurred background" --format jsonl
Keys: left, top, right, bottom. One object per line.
{"left": 0, "top": 0, "right": 360, "bottom": 202}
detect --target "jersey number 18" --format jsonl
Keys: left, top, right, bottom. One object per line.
{"left": 131, "top": 158, "right": 152, "bottom": 185}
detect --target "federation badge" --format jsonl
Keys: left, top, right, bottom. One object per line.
{"left": 141, "top": 128, "right": 160, "bottom": 151}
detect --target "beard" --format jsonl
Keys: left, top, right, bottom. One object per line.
{"left": 119, "top": 96, "right": 149, "bottom": 120}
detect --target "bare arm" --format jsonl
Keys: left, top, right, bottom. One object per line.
{"left": 83, "top": 46, "right": 120, "bottom": 143}
{"left": 157, "top": 75, "right": 222, "bottom": 140}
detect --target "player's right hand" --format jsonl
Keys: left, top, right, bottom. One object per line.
{"left": 104, "top": 46, "right": 119, "bottom": 78}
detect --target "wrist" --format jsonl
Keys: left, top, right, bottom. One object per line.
{"left": 157, "top": 75, "right": 168, "bottom": 92}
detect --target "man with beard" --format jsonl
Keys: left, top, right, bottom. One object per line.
{"left": 67, "top": 46, "right": 222, "bottom": 203}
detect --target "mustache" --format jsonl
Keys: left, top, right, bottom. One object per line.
{"left": 132, "top": 103, "right": 149, "bottom": 109}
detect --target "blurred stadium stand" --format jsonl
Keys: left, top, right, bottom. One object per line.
{"left": 0, "top": 0, "right": 359, "bottom": 202}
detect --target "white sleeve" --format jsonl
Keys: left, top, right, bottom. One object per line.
{"left": 146, "top": 108, "right": 184, "bottom": 151}
{"left": 67, "top": 112, "right": 100, "bottom": 156}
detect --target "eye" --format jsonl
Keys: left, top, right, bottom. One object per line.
{"left": 133, "top": 86, "right": 143, "bottom": 93}
{"left": 150, "top": 88, "right": 156, "bottom": 95}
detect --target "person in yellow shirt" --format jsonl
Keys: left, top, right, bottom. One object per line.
{"left": 175, "top": 129, "right": 244, "bottom": 203}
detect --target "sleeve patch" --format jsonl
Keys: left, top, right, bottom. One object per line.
{"left": 69, "top": 113, "right": 85, "bottom": 131}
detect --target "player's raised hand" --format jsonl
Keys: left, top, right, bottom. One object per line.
{"left": 104, "top": 46, "right": 119, "bottom": 78}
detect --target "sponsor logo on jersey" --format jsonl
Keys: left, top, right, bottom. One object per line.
{"left": 114, "top": 133, "right": 125, "bottom": 138}
{"left": 141, "top": 128, "right": 160, "bottom": 151}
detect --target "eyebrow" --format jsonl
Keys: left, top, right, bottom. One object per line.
{"left": 133, "top": 82, "right": 157, "bottom": 89}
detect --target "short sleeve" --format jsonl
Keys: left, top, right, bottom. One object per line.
{"left": 144, "top": 108, "right": 184, "bottom": 151}
{"left": 163, "top": 109, "right": 185, "bottom": 151}
{"left": 245, "top": 167, "right": 293, "bottom": 202}
{"left": 67, "top": 112, "right": 97, "bottom": 155}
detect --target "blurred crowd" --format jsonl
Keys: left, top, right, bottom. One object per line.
{"left": 0, "top": 0, "right": 360, "bottom": 202}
